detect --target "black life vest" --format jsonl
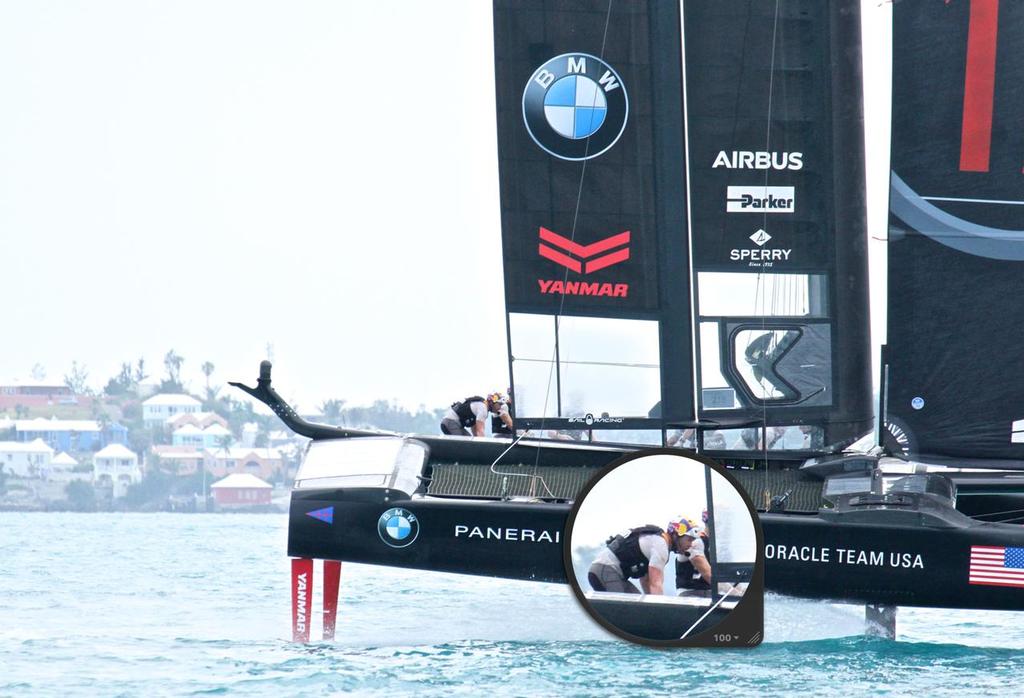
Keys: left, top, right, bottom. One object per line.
{"left": 675, "top": 536, "right": 711, "bottom": 590}
{"left": 606, "top": 525, "right": 664, "bottom": 579}
{"left": 491, "top": 412, "right": 512, "bottom": 436}
{"left": 451, "top": 396, "right": 485, "bottom": 427}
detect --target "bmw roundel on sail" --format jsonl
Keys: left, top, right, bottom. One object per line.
{"left": 522, "top": 53, "right": 628, "bottom": 161}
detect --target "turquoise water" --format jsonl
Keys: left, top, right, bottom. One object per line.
{"left": 2, "top": 513, "right": 1023, "bottom": 696}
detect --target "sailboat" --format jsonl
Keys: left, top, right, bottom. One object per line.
{"left": 231, "top": 0, "right": 1024, "bottom": 641}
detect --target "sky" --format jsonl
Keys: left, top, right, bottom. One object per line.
{"left": 0, "top": 1, "right": 891, "bottom": 413}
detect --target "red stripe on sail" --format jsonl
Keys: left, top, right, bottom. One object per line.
{"left": 538, "top": 244, "right": 582, "bottom": 273}
{"left": 959, "top": 0, "right": 999, "bottom": 172}
{"left": 584, "top": 247, "right": 630, "bottom": 273}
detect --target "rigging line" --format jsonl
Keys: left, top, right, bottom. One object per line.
{"left": 759, "top": 0, "right": 781, "bottom": 480}
{"left": 514, "top": 357, "right": 659, "bottom": 369}
{"left": 679, "top": 584, "right": 739, "bottom": 640}
{"left": 530, "top": 0, "right": 615, "bottom": 477}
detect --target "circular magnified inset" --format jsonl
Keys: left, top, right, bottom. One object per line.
{"left": 564, "top": 449, "right": 763, "bottom": 647}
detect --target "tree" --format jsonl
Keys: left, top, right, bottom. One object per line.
{"left": 13, "top": 404, "right": 28, "bottom": 419}
{"left": 0, "top": 463, "right": 7, "bottom": 496}
{"left": 66, "top": 480, "right": 97, "bottom": 512}
{"left": 30, "top": 363, "right": 47, "bottom": 381}
{"left": 64, "top": 360, "right": 90, "bottom": 395}
{"left": 161, "top": 349, "right": 185, "bottom": 392}
{"left": 201, "top": 361, "right": 215, "bottom": 392}
{"left": 104, "top": 362, "right": 134, "bottom": 397}
{"left": 319, "top": 399, "right": 346, "bottom": 426}
{"left": 133, "top": 357, "right": 148, "bottom": 385}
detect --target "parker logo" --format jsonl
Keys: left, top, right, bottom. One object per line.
{"left": 726, "top": 186, "right": 795, "bottom": 213}
{"left": 538, "top": 227, "right": 630, "bottom": 274}
{"left": 713, "top": 150, "right": 803, "bottom": 170}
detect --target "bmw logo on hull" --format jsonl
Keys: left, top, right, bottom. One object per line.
{"left": 522, "top": 53, "right": 628, "bottom": 161}
{"left": 377, "top": 507, "right": 420, "bottom": 548}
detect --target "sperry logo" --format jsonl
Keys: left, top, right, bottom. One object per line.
{"left": 538, "top": 227, "right": 630, "bottom": 273}
{"left": 730, "top": 228, "right": 790, "bottom": 266}
{"left": 726, "top": 186, "right": 795, "bottom": 213}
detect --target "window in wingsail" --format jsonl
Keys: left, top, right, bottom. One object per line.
{"left": 509, "top": 313, "right": 661, "bottom": 421}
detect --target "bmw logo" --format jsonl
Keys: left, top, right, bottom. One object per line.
{"left": 522, "top": 53, "right": 628, "bottom": 161}
{"left": 377, "top": 507, "right": 419, "bottom": 548}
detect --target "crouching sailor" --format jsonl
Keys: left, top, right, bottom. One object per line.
{"left": 588, "top": 517, "right": 708, "bottom": 595}
{"left": 675, "top": 521, "right": 713, "bottom": 596}
{"left": 440, "top": 393, "right": 511, "bottom": 437}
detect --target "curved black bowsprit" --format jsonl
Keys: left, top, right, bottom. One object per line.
{"left": 229, "top": 361, "right": 379, "bottom": 440}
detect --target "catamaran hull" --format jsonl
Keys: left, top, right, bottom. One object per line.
{"left": 289, "top": 490, "right": 1024, "bottom": 611}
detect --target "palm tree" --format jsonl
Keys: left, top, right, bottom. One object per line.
{"left": 201, "top": 362, "right": 215, "bottom": 392}
{"left": 319, "top": 399, "right": 346, "bottom": 426}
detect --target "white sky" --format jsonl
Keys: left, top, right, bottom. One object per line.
{"left": 0, "top": 1, "right": 891, "bottom": 412}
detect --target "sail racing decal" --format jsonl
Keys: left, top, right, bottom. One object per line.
{"left": 522, "top": 53, "right": 628, "bottom": 161}
{"left": 968, "top": 546, "right": 1024, "bottom": 588}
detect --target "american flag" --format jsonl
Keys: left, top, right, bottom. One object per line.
{"left": 969, "top": 546, "right": 1024, "bottom": 588}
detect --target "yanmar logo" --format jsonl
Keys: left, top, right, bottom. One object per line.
{"left": 726, "top": 186, "right": 795, "bottom": 213}
{"left": 537, "top": 227, "right": 630, "bottom": 298}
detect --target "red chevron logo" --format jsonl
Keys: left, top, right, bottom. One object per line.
{"left": 538, "top": 227, "right": 631, "bottom": 274}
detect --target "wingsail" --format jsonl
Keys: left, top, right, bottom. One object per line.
{"left": 885, "top": 0, "right": 1024, "bottom": 465}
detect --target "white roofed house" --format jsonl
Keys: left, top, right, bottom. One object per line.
{"left": 0, "top": 439, "right": 54, "bottom": 477}
{"left": 93, "top": 444, "right": 141, "bottom": 499}
{"left": 142, "top": 394, "right": 202, "bottom": 428}
{"left": 210, "top": 473, "right": 272, "bottom": 509}
{"left": 46, "top": 451, "right": 89, "bottom": 483}
{"left": 172, "top": 423, "right": 232, "bottom": 450}
{"left": 150, "top": 445, "right": 204, "bottom": 475}
{"left": 204, "top": 447, "right": 283, "bottom": 482}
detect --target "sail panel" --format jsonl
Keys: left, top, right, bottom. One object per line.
{"left": 886, "top": 1, "right": 1024, "bottom": 463}
{"left": 682, "top": 0, "right": 873, "bottom": 449}
{"left": 494, "top": 0, "right": 696, "bottom": 429}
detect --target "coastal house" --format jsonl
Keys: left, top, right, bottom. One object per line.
{"left": 92, "top": 444, "right": 141, "bottom": 498}
{"left": 0, "top": 439, "right": 54, "bottom": 477}
{"left": 45, "top": 451, "right": 89, "bottom": 483}
{"left": 204, "top": 447, "right": 283, "bottom": 482}
{"left": 14, "top": 417, "right": 128, "bottom": 453}
{"left": 172, "top": 423, "right": 232, "bottom": 449}
{"left": 210, "top": 473, "right": 272, "bottom": 508}
{"left": 142, "top": 394, "right": 202, "bottom": 428}
{"left": 150, "top": 445, "right": 204, "bottom": 475}
{"left": 166, "top": 411, "right": 228, "bottom": 431}
{"left": 0, "top": 380, "right": 79, "bottom": 411}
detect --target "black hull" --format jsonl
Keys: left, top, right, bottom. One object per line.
{"left": 289, "top": 481, "right": 1024, "bottom": 611}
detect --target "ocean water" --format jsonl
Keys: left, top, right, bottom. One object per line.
{"left": 2, "top": 513, "right": 1023, "bottom": 696}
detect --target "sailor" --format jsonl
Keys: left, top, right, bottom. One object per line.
{"left": 676, "top": 510, "right": 713, "bottom": 594}
{"left": 440, "top": 393, "right": 510, "bottom": 437}
{"left": 588, "top": 517, "right": 707, "bottom": 595}
{"left": 490, "top": 392, "right": 514, "bottom": 438}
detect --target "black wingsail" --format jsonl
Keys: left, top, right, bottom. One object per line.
{"left": 680, "top": 0, "right": 873, "bottom": 454}
{"left": 886, "top": 1, "right": 1024, "bottom": 465}
{"left": 494, "top": 0, "right": 695, "bottom": 442}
